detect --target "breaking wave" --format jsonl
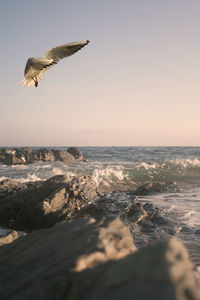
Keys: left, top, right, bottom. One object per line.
{"left": 1, "top": 156, "right": 200, "bottom": 189}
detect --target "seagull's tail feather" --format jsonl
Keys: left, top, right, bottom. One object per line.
{"left": 21, "top": 78, "right": 35, "bottom": 87}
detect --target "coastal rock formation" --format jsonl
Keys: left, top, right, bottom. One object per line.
{"left": 0, "top": 218, "right": 199, "bottom": 300}
{"left": 0, "top": 229, "right": 26, "bottom": 246}
{"left": 69, "top": 237, "right": 200, "bottom": 300}
{"left": 132, "top": 181, "right": 181, "bottom": 195}
{"left": 0, "top": 175, "right": 99, "bottom": 231}
{"left": 67, "top": 147, "right": 83, "bottom": 160}
{"left": 0, "top": 147, "right": 88, "bottom": 165}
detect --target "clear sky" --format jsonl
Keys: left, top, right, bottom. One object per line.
{"left": 0, "top": 0, "right": 200, "bottom": 146}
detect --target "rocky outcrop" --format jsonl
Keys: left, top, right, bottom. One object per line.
{"left": 0, "top": 175, "right": 99, "bottom": 231}
{"left": 67, "top": 147, "right": 84, "bottom": 160}
{"left": 132, "top": 181, "right": 181, "bottom": 196}
{"left": 0, "top": 218, "right": 199, "bottom": 300}
{"left": 69, "top": 237, "right": 200, "bottom": 300}
{"left": 0, "top": 229, "right": 26, "bottom": 246}
{"left": 0, "top": 174, "right": 181, "bottom": 240}
{"left": 0, "top": 147, "right": 88, "bottom": 165}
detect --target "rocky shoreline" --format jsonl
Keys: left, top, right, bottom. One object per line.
{"left": 0, "top": 175, "right": 200, "bottom": 299}
{"left": 0, "top": 147, "right": 88, "bottom": 165}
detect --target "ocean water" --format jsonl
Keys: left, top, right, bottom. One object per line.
{"left": 0, "top": 147, "right": 200, "bottom": 265}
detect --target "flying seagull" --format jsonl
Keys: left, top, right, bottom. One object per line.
{"left": 21, "top": 40, "right": 89, "bottom": 87}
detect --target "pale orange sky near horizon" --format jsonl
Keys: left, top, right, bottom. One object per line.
{"left": 0, "top": 0, "right": 200, "bottom": 146}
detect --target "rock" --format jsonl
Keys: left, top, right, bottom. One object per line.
{"left": 0, "top": 219, "right": 199, "bottom": 300}
{"left": 0, "top": 179, "right": 27, "bottom": 193}
{"left": 52, "top": 149, "right": 76, "bottom": 162}
{"left": 34, "top": 148, "right": 55, "bottom": 162}
{"left": 143, "top": 202, "right": 158, "bottom": 219}
{"left": 4, "top": 153, "right": 26, "bottom": 165}
{"left": 0, "top": 218, "right": 136, "bottom": 300}
{"left": 69, "top": 238, "right": 200, "bottom": 300}
{"left": 133, "top": 181, "right": 181, "bottom": 196}
{"left": 125, "top": 200, "right": 156, "bottom": 234}
{"left": 0, "top": 175, "right": 99, "bottom": 231}
{"left": 67, "top": 147, "right": 83, "bottom": 159}
{"left": 0, "top": 229, "right": 26, "bottom": 246}
{"left": 0, "top": 147, "right": 88, "bottom": 165}
{"left": 74, "top": 218, "right": 136, "bottom": 272}
{"left": 126, "top": 201, "right": 149, "bottom": 223}
{"left": 46, "top": 174, "right": 73, "bottom": 185}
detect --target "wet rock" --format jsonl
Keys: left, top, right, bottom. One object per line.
{"left": 143, "top": 202, "right": 158, "bottom": 219}
{"left": 0, "top": 147, "right": 88, "bottom": 165}
{"left": 0, "top": 229, "right": 26, "bottom": 246}
{"left": 67, "top": 147, "right": 83, "bottom": 159}
{"left": 126, "top": 201, "right": 148, "bottom": 223}
{"left": 133, "top": 181, "right": 181, "bottom": 196}
{"left": 52, "top": 149, "right": 76, "bottom": 162}
{"left": 0, "top": 179, "right": 27, "bottom": 193}
{"left": 0, "top": 175, "right": 99, "bottom": 231}
{"left": 125, "top": 200, "right": 156, "bottom": 234}
{"left": 4, "top": 154, "right": 26, "bottom": 165}
{"left": 67, "top": 147, "right": 89, "bottom": 162}
{"left": 194, "top": 229, "right": 200, "bottom": 235}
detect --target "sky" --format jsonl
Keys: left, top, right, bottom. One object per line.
{"left": 0, "top": 0, "right": 200, "bottom": 147}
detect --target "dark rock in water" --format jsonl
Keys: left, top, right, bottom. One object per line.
{"left": 52, "top": 149, "right": 76, "bottom": 162}
{"left": 125, "top": 200, "right": 156, "bottom": 234}
{"left": 67, "top": 147, "right": 89, "bottom": 162}
{"left": 0, "top": 218, "right": 199, "bottom": 300}
{"left": 67, "top": 147, "right": 83, "bottom": 159}
{"left": 126, "top": 201, "right": 149, "bottom": 223}
{"left": 0, "top": 179, "right": 27, "bottom": 193}
{"left": 4, "top": 153, "right": 26, "bottom": 165}
{"left": 0, "top": 175, "right": 99, "bottom": 231}
{"left": 133, "top": 181, "right": 181, "bottom": 196}
{"left": 0, "top": 147, "right": 88, "bottom": 165}
{"left": 143, "top": 202, "right": 159, "bottom": 219}
{"left": 194, "top": 229, "right": 200, "bottom": 235}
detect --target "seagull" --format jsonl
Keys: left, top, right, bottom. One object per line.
{"left": 21, "top": 40, "right": 89, "bottom": 87}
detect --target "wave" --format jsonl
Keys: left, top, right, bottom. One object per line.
{"left": 0, "top": 176, "right": 7, "bottom": 182}
{"left": 92, "top": 158, "right": 200, "bottom": 189}
{"left": 0, "top": 174, "right": 42, "bottom": 183}
{"left": 92, "top": 165, "right": 129, "bottom": 187}
{"left": 1, "top": 158, "right": 200, "bottom": 189}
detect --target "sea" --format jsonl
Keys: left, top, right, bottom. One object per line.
{"left": 0, "top": 146, "right": 200, "bottom": 268}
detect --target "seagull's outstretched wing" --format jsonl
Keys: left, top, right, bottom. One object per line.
{"left": 21, "top": 58, "right": 55, "bottom": 86}
{"left": 44, "top": 40, "right": 89, "bottom": 62}
{"left": 21, "top": 40, "right": 89, "bottom": 87}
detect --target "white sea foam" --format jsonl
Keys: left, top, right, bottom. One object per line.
{"left": 92, "top": 166, "right": 127, "bottom": 186}
{"left": 0, "top": 174, "right": 42, "bottom": 183}
{"left": 163, "top": 158, "right": 200, "bottom": 169}
{"left": 136, "top": 162, "right": 158, "bottom": 170}
{"left": 52, "top": 167, "right": 64, "bottom": 175}
{"left": 17, "top": 173, "right": 43, "bottom": 183}
{"left": 0, "top": 176, "right": 7, "bottom": 182}
{"left": 11, "top": 164, "right": 27, "bottom": 170}
{"left": 184, "top": 210, "right": 195, "bottom": 218}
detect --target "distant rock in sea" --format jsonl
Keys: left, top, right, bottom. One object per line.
{"left": 0, "top": 147, "right": 89, "bottom": 165}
